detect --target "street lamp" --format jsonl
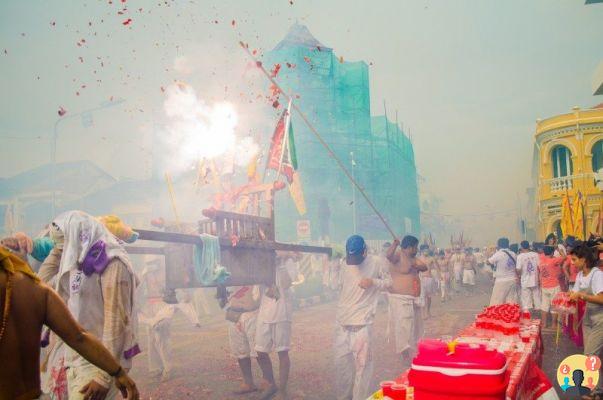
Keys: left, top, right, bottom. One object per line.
{"left": 51, "top": 98, "right": 125, "bottom": 217}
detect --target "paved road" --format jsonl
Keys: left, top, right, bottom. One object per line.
{"left": 130, "top": 279, "right": 577, "bottom": 399}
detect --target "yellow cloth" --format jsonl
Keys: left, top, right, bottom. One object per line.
{"left": 97, "top": 215, "right": 137, "bottom": 243}
{"left": 0, "top": 246, "right": 39, "bottom": 281}
{"left": 560, "top": 193, "right": 574, "bottom": 238}
{"left": 288, "top": 171, "right": 307, "bottom": 215}
{"left": 572, "top": 193, "right": 585, "bottom": 240}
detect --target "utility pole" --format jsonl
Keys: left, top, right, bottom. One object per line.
{"left": 51, "top": 98, "right": 125, "bottom": 217}
{"left": 350, "top": 151, "right": 357, "bottom": 233}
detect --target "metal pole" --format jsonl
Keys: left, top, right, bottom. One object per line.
{"left": 350, "top": 151, "right": 357, "bottom": 234}
{"left": 50, "top": 99, "right": 125, "bottom": 218}
{"left": 239, "top": 42, "right": 397, "bottom": 239}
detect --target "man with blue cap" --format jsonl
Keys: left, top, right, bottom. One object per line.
{"left": 333, "top": 235, "right": 392, "bottom": 400}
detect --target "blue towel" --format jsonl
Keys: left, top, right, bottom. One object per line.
{"left": 31, "top": 237, "right": 55, "bottom": 262}
{"left": 192, "top": 234, "right": 230, "bottom": 285}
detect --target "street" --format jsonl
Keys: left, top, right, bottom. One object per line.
{"left": 129, "top": 276, "right": 577, "bottom": 399}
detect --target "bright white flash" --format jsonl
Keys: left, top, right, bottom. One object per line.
{"left": 163, "top": 83, "right": 241, "bottom": 173}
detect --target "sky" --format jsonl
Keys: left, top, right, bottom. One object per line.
{"left": 1, "top": 0, "right": 602, "bottom": 245}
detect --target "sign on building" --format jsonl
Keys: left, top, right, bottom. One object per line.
{"left": 297, "top": 219, "right": 311, "bottom": 240}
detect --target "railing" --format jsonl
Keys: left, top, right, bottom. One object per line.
{"left": 544, "top": 173, "right": 596, "bottom": 193}
{"left": 546, "top": 176, "right": 574, "bottom": 192}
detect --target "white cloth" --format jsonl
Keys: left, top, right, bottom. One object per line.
{"left": 255, "top": 321, "right": 292, "bottom": 353}
{"left": 462, "top": 269, "right": 476, "bottom": 286}
{"left": 335, "top": 255, "right": 392, "bottom": 326}
{"left": 257, "top": 258, "right": 298, "bottom": 324}
{"left": 387, "top": 293, "right": 422, "bottom": 354}
{"left": 516, "top": 251, "right": 539, "bottom": 288}
{"left": 520, "top": 286, "right": 541, "bottom": 311}
{"left": 53, "top": 211, "right": 139, "bottom": 389}
{"left": 573, "top": 268, "right": 603, "bottom": 294}
{"left": 67, "top": 362, "right": 121, "bottom": 400}
{"left": 541, "top": 286, "right": 560, "bottom": 313}
{"left": 147, "top": 319, "right": 171, "bottom": 373}
{"left": 229, "top": 311, "right": 258, "bottom": 358}
{"left": 450, "top": 254, "right": 464, "bottom": 282}
{"left": 334, "top": 324, "right": 374, "bottom": 400}
{"left": 489, "top": 279, "right": 519, "bottom": 305}
{"left": 488, "top": 249, "right": 517, "bottom": 282}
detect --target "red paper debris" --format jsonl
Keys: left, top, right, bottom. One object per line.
{"left": 286, "top": 62, "right": 296, "bottom": 69}
{"left": 122, "top": 18, "right": 132, "bottom": 25}
{"left": 58, "top": 107, "right": 67, "bottom": 116}
{"left": 252, "top": 49, "right": 257, "bottom": 55}
{"left": 270, "top": 63, "right": 281, "bottom": 78}
{"left": 272, "top": 100, "right": 280, "bottom": 108}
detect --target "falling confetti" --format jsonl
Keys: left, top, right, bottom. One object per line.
{"left": 231, "top": 20, "right": 235, "bottom": 27}
{"left": 270, "top": 63, "right": 281, "bottom": 78}
{"left": 286, "top": 62, "right": 296, "bottom": 69}
{"left": 122, "top": 18, "right": 132, "bottom": 25}
{"left": 272, "top": 100, "right": 280, "bottom": 109}
{"left": 58, "top": 107, "right": 67, "bottom": 116}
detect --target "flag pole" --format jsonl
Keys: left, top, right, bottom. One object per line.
{"left": 276, "top": 99, "right": 293, "bottom": 181}
{"left": 239, "top": 42, "right": 397, "bottom": 239}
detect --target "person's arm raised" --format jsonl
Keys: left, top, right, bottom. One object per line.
{"left": 44, "top": 284, "right": 139, "bottom": 400}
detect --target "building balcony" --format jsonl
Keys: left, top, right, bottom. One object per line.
{"left": 543, "top": 173, "right": 597, "bottom": 194}
{"left": 545, "top": 176, "right": 574, "bottom": 192}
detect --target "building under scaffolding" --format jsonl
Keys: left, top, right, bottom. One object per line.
{"left": 264, "top": 24, "right": 420, "bottom": 243}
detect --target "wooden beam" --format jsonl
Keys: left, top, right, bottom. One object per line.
{"left": 123, "top": 246, "right": 164, "bottom": 255}
{"left": 132, "top": 228, "right": 331, "bottom": 256}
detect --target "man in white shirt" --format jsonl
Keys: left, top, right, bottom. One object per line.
{"left": 487, "top": 237, "right": 519, "bottom": 305}
{"left": 449, "top": 248, "right": 464, "bottom": 294}
{"left": 516, "top": 240, "right": 540, "bottom": 312}
{"left": 255, "top": 254, "right": 299, "bottom": 400}
{"left": 333, "top": 235, "right": 392, "bottom": 400}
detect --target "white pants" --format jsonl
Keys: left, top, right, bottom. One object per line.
{"left": 540, "top": 286, "right": 560, "bottom": 313}
{"left": 462, "top": 269, "right": 476, "bottom": 286}
{"left": 147, "top": 318, "right": 172, "bottom": 373}
{"left": 334, "top": 324, "right": 374, "bottom": 400}
{"left": 388, "top": 294, "right": 423, "bottom": 354}
{"left": 255, "top": 321, "right": 292, "bottom": 353}
{"left": 489, "top": 280, "right": 519, "bottom": 305}
{"left": 520, "top": 286, "right": 541, "bottom": 311}
{"left": 67, "top": 362, "right": 120, "bottom": 400}
{"left": 229, "top": 311, "right": 258, "bottom": 359}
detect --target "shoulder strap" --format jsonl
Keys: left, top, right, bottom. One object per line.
{"left": 501, "top": 250, "right": 516, "bottom": 267}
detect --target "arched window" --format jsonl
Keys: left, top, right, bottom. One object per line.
{"left": 592, "top": 140, "right": 603, "bottom": 173}
{"left": 551, "top": 145, "right": 573, "bottom": 178}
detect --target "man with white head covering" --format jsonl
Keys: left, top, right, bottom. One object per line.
{"left": 40, "top": 210, "right": 140, "bottom": 400}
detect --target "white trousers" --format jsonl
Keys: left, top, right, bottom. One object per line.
{"left": 67, "top": 362, "right": 120, "bottom": 400}
{"left": 334, "top": 324, "right": 374, "bottom": 400}
{"left": 489, "top": 280, "right": 519, "bottom": 305}
{"left": 387, "top": 294, "right": 422, "bottom": 354}
{"left": 147, "top": 318, "right": 172, "bottom": 373}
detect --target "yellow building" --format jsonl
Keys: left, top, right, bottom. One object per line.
{"left": 530, "top": 105, "right": 603, "bottom": 240}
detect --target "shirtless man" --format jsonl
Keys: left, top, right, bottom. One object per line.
{"left": 386, "top": 235, "right": 428, "bottom": 363}
{"left": 0, "top": 246, "right": 139, "bottom": 400}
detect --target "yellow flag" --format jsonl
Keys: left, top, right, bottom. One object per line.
{"left": 573, "top": 192, "right": 585, "bottom": 240}
{"left": 289, "top": 171, "right": 306, "bottom": 215}
{"left": 560, "top": 193, "right": 573, "bottom": 238}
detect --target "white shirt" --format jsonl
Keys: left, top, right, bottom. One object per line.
{"left": 258, "top": 258, "right": 298, "bottom": 324}
{"left": 573, "top": 268, "right": 603, "bottom": 294}
{"left": 335, "top": 254, "right": 392, "bottom": 326}
{"left": 488, "top": 249, "right": 517, "bottom": 282}
{"left": 516, "top": 251, "right": 539, "bottom": 288}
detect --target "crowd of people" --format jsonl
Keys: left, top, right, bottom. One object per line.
{"left": 3, "top": 209, "right": 603, "bottom": 400}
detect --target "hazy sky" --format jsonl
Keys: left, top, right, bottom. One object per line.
{"left": 1, "top": 0, "right": 602, "bottom": 244}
